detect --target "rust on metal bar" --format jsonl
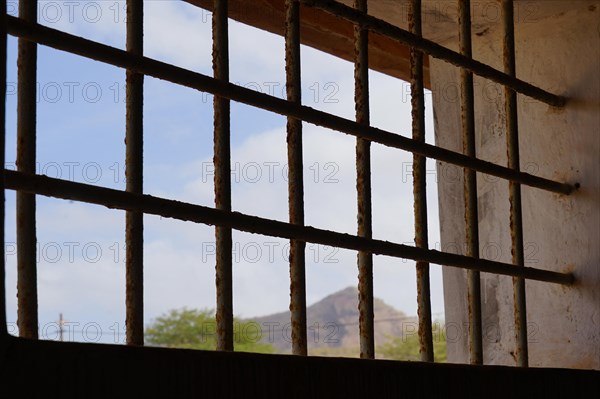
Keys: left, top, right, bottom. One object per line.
{"left": 16, "top": 0, "right": 38, "bottom": 340}
{"left": 125, "top": 0, "right": 144, "bottom": 347}
{"left": 503, "top": 0, "right": 528, "bottom": 368}
{"left": 409, "top": 0, "right": 434, "bottom": 363}
{"left": 285, "top": 0, "right": 307, "bottom": 356}
{"left": 213, "top": 0, "right": 233, "bottom": 352}
{"left": 0, "top": 0, "right": 7, "bottom": 335}
{"left": 5, "top": 171, "right": 576, "bottom": 286}
{"left": 459, "top": 0, "right": 483, "bottom": 366}
{"left": 300, "top": 0, "right": 565, "bottom": 107}
{"left": 5, "top": 17, "right": 576, "bottom": 195}
{"left": 353, "top": 0, "right": 374, "bottom": 360}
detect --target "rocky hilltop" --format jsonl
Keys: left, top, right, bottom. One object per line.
{"left": 251, "top": 286, "right": 417, "bottom": 355}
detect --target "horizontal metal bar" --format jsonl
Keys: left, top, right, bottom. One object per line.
{"left": 300, "top": 0, "right": 565, "bottom": 107}
{"left": 4, "top": 170, "right": 575, "bottom": 286}
{"left": 5, "top": 16, "right": 575, "bottom": 195}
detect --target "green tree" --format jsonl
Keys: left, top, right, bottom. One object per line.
{"left": 378, "top": 321, "right": 447, "bottom": 362}
{"left": 145, "top": 308, "right": 275, "bottom": 354}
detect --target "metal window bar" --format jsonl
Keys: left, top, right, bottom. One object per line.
{"left": 459, "top": 0, "right": 483, "bottom": 366}
{"left": 213, "top": 0, "right": 234, "bottom": 352}
{"left": 125, "top": 0, "right": 144, "bottom": 347}
{"left": 2, "top": 1, "right": 578, "bottom": 368}
{"left": 16, "top": 0, "right": 37, "bottom": 340}
{"left": 0, "top": 0, "right": 6, "bottom": 337}
{"left": 409, "top": 0, "right": 434, "bottom": 362}
{"left": 4, "top": 16, "right": 574, "bottom": 194}
{"left": 5, "top": 171, "right": 574, "bottom": 284}
{"left": 285, "top": 0, "right": 308, "bottom": 356}
{"left": 353, "top": 0, "right": 375, "bottom": 360}
{"left": 503, "top": 0, "right": 528, "bottom": 368}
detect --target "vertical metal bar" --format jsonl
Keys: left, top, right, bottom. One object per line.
{"left": 502, "top": 0, "right": 528, "bottom": 368}
{"left": 16, "top": 0, "right": 38, "bottom": 340}
{"left": 285, "top": 0, "right": 307, "bottom": 356}
{"left": 354, "top": 0, "right": 374, "bottom": 359}
{"left": 458, "top": 0, "right": 483, "bottom": 365}
{"left": 0, "top": 0, "right": 7, "bottom": 336}
{"left": 409, "top": 0, "right": 434, "bottom": 362}
{"left": 125, "top": 0, "right": 144, "bottom": 346}
{"left": 213, "top": 0, "right": 233, "bottom": 351}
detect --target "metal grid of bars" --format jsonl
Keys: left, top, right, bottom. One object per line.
{"left": 0, "top": 0, "right": 576, "bottom": 366}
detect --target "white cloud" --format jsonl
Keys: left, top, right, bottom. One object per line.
{"left": 144, "top": 1, "right": 213, "bottom": 73}
{"left": 35, "top": 0, "right": 127, "bottom": 48}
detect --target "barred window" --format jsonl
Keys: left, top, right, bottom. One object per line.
{"left": 2, "top": 0, "right": 592, "bottom": 374}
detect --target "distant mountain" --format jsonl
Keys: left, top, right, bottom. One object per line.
{"left": 250, "top": 287, "right": 417, "bottom": 355}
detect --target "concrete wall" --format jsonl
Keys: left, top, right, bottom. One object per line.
{"left": 431, "top": 2, "right": 599, "bottom": 369}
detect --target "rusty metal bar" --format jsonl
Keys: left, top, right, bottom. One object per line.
{"left": 16, "top": 0, "right": 38, "bottom": 340}
{"left": 213, "top": 0, "right": 233, "bottom": 352}
{"left": 299, "top": 0, "right": 565, "bottom": 107}
{"left": 5, "top": 171, "right": 576, "bottom": 286}
{"left": 459, "top": 0, "right": 483, "bottom": 365}
{"left": 0, "top": 0, "right": 7, "bottom": 336}
{"left": 5, "top": 17, "right": 576, "bottom": 195}
{"left": 409, "top": 0, "right": 434, "bottom": 363}
{"left": 353, "top": 0, "right": 374, "bottom": 360}
{"left": 503, "top": 0, "right": 528, "bottom": 368}
{"left": 284, "top": 0, "right": 307, "bottom": 356}
{"left": 125, "top": 0, "right": 144, "bottom": 347}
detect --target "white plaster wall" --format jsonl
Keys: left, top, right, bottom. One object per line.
{"left": 431, "top": 3, "right": 600, "bottom": 369}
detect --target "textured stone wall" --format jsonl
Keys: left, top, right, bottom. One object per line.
{"left": 432, "top": 2, "right": 599, "bottom": 369}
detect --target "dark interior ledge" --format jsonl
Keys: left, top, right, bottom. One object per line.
{"left": 1, "top": 336, "right": 598, "bottom": 398}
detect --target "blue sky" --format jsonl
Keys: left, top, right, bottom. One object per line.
{"left": 4, "top": 0, "right": 443, "bottom": 346}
